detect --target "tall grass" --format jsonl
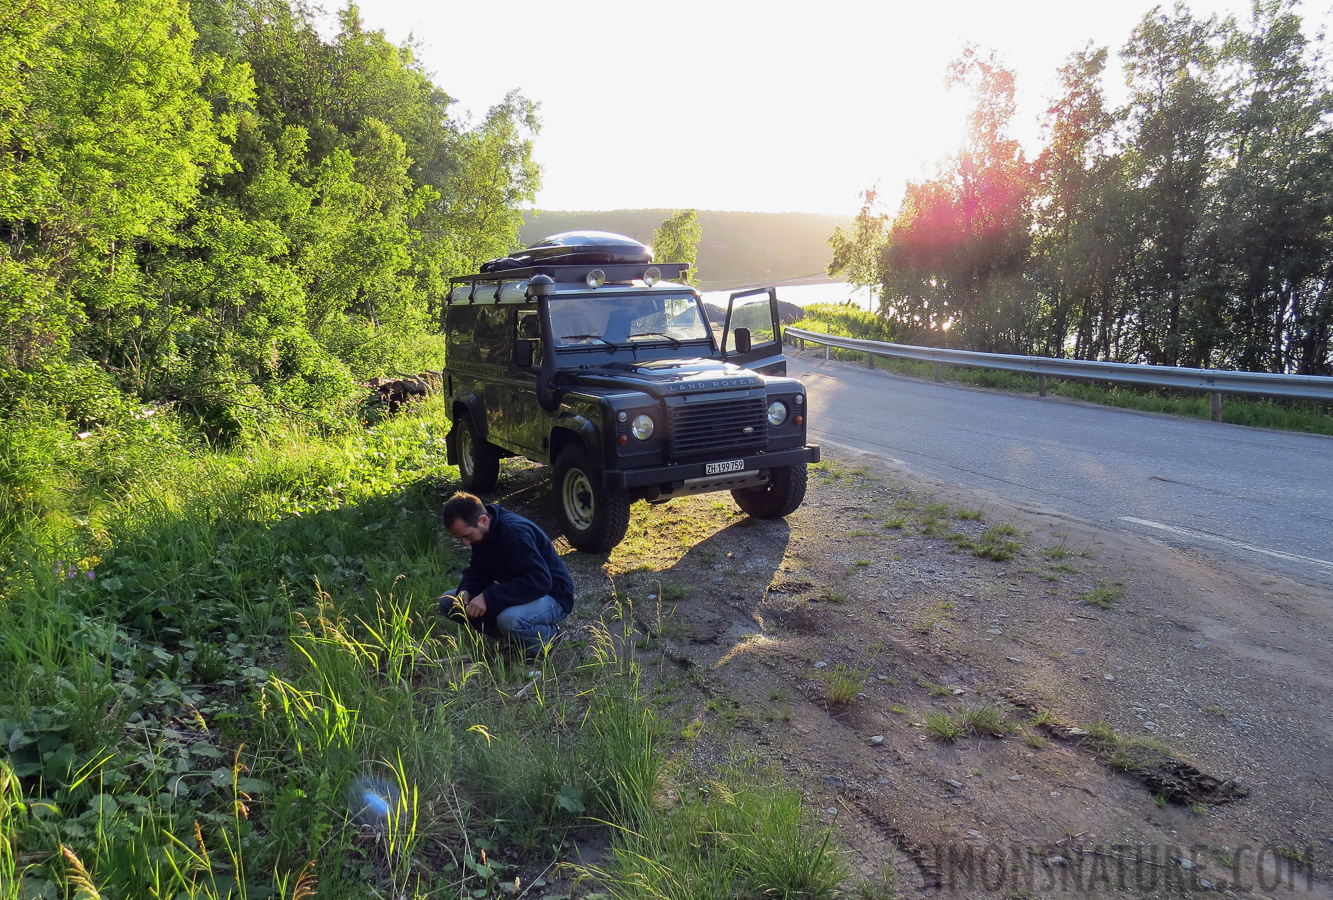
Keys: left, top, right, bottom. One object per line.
{"left": 0, "top": 395, "right": 847, "bottom": 898}
{"left": 589, "top": 770, "right": 846, "bottom": 900}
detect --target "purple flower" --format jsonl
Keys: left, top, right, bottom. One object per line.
{"left": 67, "top": 568, "right": 77, "bottom": 580}
{"left": 86, "top": 571, "right": 96, "bottom": 581}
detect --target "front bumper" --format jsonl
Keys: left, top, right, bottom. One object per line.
{"left": 602, "top": 445, "right": 821, "bottom": 491}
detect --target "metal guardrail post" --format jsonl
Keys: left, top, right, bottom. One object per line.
{"left": 825, "top": 344, "right": 830, "bottom": 360}
{"left": 1039, "top": 374, "right": 1047, "bottom": 397}
{"left": 868, "top": 351, "right": 874, "bottom": 369}
{"left": 1210, "top": 392, "right": 1223, "bottom": 422}
{"left": 933, "top": 362, "right": 942, "bottom": 382}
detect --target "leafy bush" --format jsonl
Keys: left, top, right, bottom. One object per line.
{"left": 792, "top": 302, "right": 896, "bottom": 343}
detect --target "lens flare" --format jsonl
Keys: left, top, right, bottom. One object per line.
{"left": 349, "top": 775, "right": 399, "bottom": 834}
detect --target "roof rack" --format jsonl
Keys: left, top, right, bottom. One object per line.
{"left": 450, "top": 262, "right": 689, "bottom": 287}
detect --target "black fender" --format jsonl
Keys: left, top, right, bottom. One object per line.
{"left": 548, "top": 414, "right": 603, "bottom": 469}
{"left": 446, "top": 392, "right": 489, "bottom": 465}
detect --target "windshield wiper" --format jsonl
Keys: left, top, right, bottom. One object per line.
{"left": 558, "top": 334, "right": 612, "bottom": 345}
{"left": 628, "top": 331, "right": 683, "bottom": 348}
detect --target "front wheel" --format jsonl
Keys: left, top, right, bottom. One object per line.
{"left": 455, "top": 412, "right": 501, "bottom": 493}
{"left": 553, "top": 445, "right": 631, "bottom": 552}
{"left": 732, "top": 463, "right": 808, "bottom": 519}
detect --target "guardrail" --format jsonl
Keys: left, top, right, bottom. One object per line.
{"left": 783, "top": 326, "right": 1333, "bottom": 422}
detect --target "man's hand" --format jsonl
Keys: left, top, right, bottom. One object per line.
{"left": 465, "top": 592, "right": 487, "bottom": 618}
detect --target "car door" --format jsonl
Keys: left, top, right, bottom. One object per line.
{"left": 721, "top": 287, "right": 786, "bottom": 375}
{"left": 501, "top": 307, "right": 545, "bottom": 457}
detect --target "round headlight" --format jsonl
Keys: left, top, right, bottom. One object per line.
{"left": 586, "top": 269, "right": 606, "bottom": 288}
{"left": 767, "top": 401, "right": 788, "bottom": 426}
{"left": 643, "top": 266, "right": 661, "bottom": 287}
{"left": 631, "top": 414, "right": 655, "bottom": 441}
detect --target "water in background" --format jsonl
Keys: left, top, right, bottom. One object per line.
{"left": 701, "top": 281, "right": 875, "bottom": 313}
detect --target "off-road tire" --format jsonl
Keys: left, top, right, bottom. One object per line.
{"left": 455, "top": 412, "right": 500, "bottom": 493}
{"left": 554, "top": 445, "right": 631, "bottom": 552}
{"left": 732, "top": 463, "right": 808, "bottom": 519}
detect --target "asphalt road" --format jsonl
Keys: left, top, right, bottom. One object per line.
{"left": 791, "top": 355, "right": 1333, "bottom": 587}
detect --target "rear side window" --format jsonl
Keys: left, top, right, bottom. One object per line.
{"left": 474, "top": 306, "right": 510, "bottom": 365}
{"left": 448, "top": 305, "right": 478, "bottom": 358}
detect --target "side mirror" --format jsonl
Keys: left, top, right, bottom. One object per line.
{"left": 513, "top": 338, "right": 534, "bottom": 369}
{"left": 734, "top": 327, "right": 752, "bottom": 355}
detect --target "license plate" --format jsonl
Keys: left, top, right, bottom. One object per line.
{"left": 706, "top": 459, "right": 744, "bottom": 475}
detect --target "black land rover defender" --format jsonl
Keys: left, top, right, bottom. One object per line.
{"left": 442, "top": 231, "right": 820, "bottom": 552}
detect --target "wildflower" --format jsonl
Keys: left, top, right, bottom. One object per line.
{"left": 86, "top": 570, "right": 96, "bottom": 581}
{"left": 67, "top": 566, "right": 78, "bottom": 580}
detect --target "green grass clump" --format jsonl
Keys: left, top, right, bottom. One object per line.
{"left": 916, "top": 676, "right": 954, "bottom": 698}
{"left": 1082, "top": 580, "right": 1125, "bottom": 609}
{"left": 970, "top": 523, "right": 1022, "bottom": 561}
{"left": 924, "top": 702, "right": 1011, "bottom": 742}
{"left": 821, "top": 661, "right": 871, "bottom": 706}
{"left": 588, "top": 770, "right": 846, "bottom": 900}
{"left": 1078, "top": 720, "right": 1174, "bottom": 778}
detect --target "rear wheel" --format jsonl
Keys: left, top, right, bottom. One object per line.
{"left": 732, "top": 463, "right": 807, "bottom": 519}
{"left": 554, "top": 445, "right": 631, "bottom": 552}
{"left": 455, "top": 412, "right": 500, "bottom": 493}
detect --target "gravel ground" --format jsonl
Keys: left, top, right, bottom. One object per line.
{"left": 494, "top": 446, "right": 1333, "bottom": 899}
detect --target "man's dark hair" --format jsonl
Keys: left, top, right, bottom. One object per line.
{"left": 443, "top": 492, "right": 486, "bottom": 529}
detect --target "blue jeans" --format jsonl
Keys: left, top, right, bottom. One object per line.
{"left": 495, "top": 595, "right": 568, "bottom": 653}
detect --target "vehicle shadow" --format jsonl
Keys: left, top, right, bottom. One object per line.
{"left": 620, "top": 515, "right": 794, "bottom": 669}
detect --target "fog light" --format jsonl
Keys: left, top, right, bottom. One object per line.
{"left": 587, "top": 269, "right": 606, "bottom": 288}
{"left": 631, "top": 414, "right": 655, "bottom": 440}
{"left": 767, "top": 401, "right": 788, "bottom": 426}
{"left": 643, "top": 266, "right": 661, "bottom": 286}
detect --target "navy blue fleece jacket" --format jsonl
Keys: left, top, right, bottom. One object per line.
{"left": 455, "top": 504, "right": 574, "bottom": 627}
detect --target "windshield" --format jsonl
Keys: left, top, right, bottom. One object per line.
{"left": 549, "top": 292, "right": 710, "bottom": 348}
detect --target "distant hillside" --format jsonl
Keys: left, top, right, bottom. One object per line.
{"left": 519, "top": 210, "right": 853, "bottom": 291}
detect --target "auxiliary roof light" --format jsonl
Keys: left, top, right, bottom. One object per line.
{"left": 643, "top": 266, "right": 662, "bottom": 287}
{"left": 586, "top": 269, "right": 606, "bottom": 288}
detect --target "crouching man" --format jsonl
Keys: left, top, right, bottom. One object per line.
{"left": 438, "top": 491, "right": 574, "bottom": 659}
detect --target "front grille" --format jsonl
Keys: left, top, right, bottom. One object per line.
{"left": 668, "top": 396, "right": 768, "bottom": 458}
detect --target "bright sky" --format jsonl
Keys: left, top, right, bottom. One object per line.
{"left": 346, "top": 0, "right": 1332, "bottom": 216}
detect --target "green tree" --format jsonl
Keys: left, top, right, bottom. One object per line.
{"left": 1030, "top": 46, "right": 1136, "bottom": 360}
{"left": 1203, "top": 0, "right": 1333, "bottom": 374}
{"left": 873, "top": 48, "right": 1035, "bottom": 350}
{"left": 431, "top": 89, "right": 542, "bottom": 282}
{"left": 652, "top": 209, "right": 703, "bottom": 285}
{"left": 827, "top": 188, "right": 889, "bottom": 297}
{"left": 1, "top": 0, "right": 239, "bottom": 380}
{"left": 1118, "top": 3, "right": 1230, "bottom": 367}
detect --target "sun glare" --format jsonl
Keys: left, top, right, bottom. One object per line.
{"left": 919, "top": 86, "right": 976, "bottom": 164}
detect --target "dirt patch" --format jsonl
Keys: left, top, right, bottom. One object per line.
{"left": 492, "top": 449, "right": 1333, "bottom": 898}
